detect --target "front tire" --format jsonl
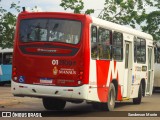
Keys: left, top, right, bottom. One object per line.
{"left": 92, "top": 83, "right": 116, "bottom": 111}
{"left": 42, "top": 98, "right": 66, "bottom": 110}
{"left": 106, "top": 83, "right": 116, "bottom": 111}
{"left": 133, "top": 84, "right": 142, "bottom": 104}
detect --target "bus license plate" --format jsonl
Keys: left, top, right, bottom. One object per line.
{"left": 40, "top": 78, "right": 53, "bottom": 84}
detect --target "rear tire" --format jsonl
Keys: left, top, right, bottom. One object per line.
{"left": 133, "top": 84, "right": 142, "bottom": 104}
{"left": 42, "top": 98, "right": 66, "bottom": 110}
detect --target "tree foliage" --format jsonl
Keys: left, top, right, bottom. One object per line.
{"left": 0, "top": 1, "right": 20, "bottom": 49}
{"left": 60, "top": 0, "right": 159, "bottom": 41}
{"left": 98, "top": 0, "right": 160, "bottom": 41}
{"left": 0, "top": 12, "right": 16, "bottom": 48}
{"left": 60, "top": 0, "right": 94, "bottom": 14}
{"left": 141, "top": 11, "right": 160, "bottom": 41}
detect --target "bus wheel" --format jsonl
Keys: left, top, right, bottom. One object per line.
{"left": 92, "top": 83, "right": 116, "bottom": 111}
{"left": 106, "top": 83, "right": 116, "bottom": 111}
{"left": 133, "top": 84, "right": 142, "bottom": 104}
{"left": 42, "top": 98, "right": 66, "bottom": 110}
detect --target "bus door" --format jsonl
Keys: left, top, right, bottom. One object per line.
{"left": 123, "top": 41, "right": 133, "bottom": 98}
{"left": 146, "top": 47, "right": 154, "bottom": 95}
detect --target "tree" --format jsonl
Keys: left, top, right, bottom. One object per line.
{"left": 0, "top": 1, "right": 20, "bottom": 49}
{"left": 60, "top": 0, "right": 159, "bottom": 41}
{"left": 60, "top": 0, "right": 94, "bottom": 14}
{"left": 0, "top": 12, "right": 16, "bottom": 48}
{"left": 141, "top": 11, "right": 160, "bottom": 41}
{"left": 98, "top": 0, "right": 160, "bottom": 41}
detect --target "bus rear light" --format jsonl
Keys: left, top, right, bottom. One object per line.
{"left": 12, "top": 67, "right": 17, "bottom": 76}
{"left": 79, "top": 71, "right": 84, "bottom": 80}
{"left": 12, "top": 67, "right": 17, "bottom": 81}
{"left": 80, "top": 71, "right": 83, "bottom": 75}
{"left": 12, "top": 72, "right": 17, "bottom": 76}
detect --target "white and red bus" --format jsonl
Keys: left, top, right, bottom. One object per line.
{"left": 12, "top": 9, "right": 154, "bottom": 111}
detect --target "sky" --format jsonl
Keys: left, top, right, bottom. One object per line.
{"left": 0, "top": 0, "right": 105, "bottom": 17}
{"left": 0, "top": 0, "right": 158, "bottom": 31}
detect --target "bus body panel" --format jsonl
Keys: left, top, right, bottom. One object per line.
{"left": 0, "top": 65, "right": 12, "bottom": 82}
{"left": 88, "top": 60, "right": 124, "bottom": 102}
{"left": 154, "top": 41, "right": 160, "bottom": 88}
{"left": 154, "top": 63, "right": 160, "bottom": 87}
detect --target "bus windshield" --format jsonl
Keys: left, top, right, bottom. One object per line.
{"left": 3, "top": 53, "right": 12, "bottom": 65}
{"left": 20, "top": 19, "right": 82, "bottom": 44}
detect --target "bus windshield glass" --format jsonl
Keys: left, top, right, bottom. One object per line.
{"left": 3, "top": 53, "right": 12, "bottom": 65}
{"left": 20, "top": 19, "right": 82, "bottom": 44}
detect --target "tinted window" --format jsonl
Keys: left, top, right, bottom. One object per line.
{"left": 112, "top": 32, "right": 123, "bottom": 60}
{"left": 20, "top": 19, "right": 81, "bottom": 44}
{"left": 91, "top": 26, "right": 98, "bottom": 59}
{"left": 134, "top": 37, "right": 137, "bottom": 62}
{"left": 91, "top": 26, "right": 112, "bottom": 60}
{"left": 157, "top": 48, "right": 160, "bottom": 63}
{"left": 3, "top": 53, "right": 12, "bottom": 65}
{"left": 98, "top": 28, "right": 111, "bottom": 60}
{"left": 134, "top": 38, "right": 146, "bottom": 63}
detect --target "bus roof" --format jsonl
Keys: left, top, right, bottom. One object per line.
{"left": 91, "top": 16, "right": 153, "bottom": 40}
{"left": 0, "top": 48, "right": 13, "bottom": 53}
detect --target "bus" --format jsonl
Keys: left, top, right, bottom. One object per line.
{"left": 0, "top": 48, "right": 13, "bottom": 86}
{"left": 154, "top": 41, "right": 160, "bottom": 90}
{"left": 12, "top": 9, "right": 154, "bottom": 111}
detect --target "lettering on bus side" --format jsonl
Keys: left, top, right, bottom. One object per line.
{"left": 52, "top": 59, "right": 76, "bottom": 66}
{"left": 135, "top": 66, "right": 142, "bottom": 71}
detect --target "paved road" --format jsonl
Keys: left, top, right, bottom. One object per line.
{"left": 0, "top": 86, "right": 160, "bottom": 118}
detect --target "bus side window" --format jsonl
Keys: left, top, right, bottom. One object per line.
{"left": 157, "top": 48, "right": 160, "bottom": 63}
{"left": 154, "top": 48, "right": 157, "bottom": 63}
{"left": 134, "top": 37, "right": 137, "bottom": 62}
{"left": 91, "top": 26, "right": 98, "bottom": 59}
{"left": 112, "top": 32, "right": 123, "bottom": 61}
{"left": 98, "top": 28, "right": 111, "bottom": 60}
{"left": 136, "top": 38, "right": 146, "bottom": 63}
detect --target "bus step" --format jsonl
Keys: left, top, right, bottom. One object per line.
{"left": 122, "top": 97, "right": 130, "bottom": 101}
